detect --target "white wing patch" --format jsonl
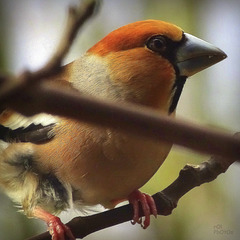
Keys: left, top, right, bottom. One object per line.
{"left": 3, "top": 113, "right": 58, "bottom": 130}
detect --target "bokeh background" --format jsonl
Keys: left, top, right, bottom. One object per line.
{"left": 0, "top": 0, "right": 240, "bottom": 239}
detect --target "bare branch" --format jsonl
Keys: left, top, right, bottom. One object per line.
{"left": 27, "top": 137, "right": 238, "bottom": 240}
{"left": 0, "top": 0, "right": 239, "bottom": 161}
{"left": 37, "top": 0, "right": 98, "bottom": 77}
{"left": 6, "top": 82, "right": 240, "bottom": 161}
{"left": 0, "top": 0, "right": 97, "bottom": 103}
{"left": 0, "top": 1, "right": 238, "bottom": 240}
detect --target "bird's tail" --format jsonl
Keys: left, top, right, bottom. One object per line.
{"left": 0, "top": 143, "right": 39, "bottom": 213}
{"left": 0, "top": 143, "right": 71, "bottom": 216}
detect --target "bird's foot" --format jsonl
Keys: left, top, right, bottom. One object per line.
{"left": 32, "top": 207, "right": 75, "bottom": 240}
{"left": 47, "top": 216, "right": 75, "bottom": 240}
{"left": 128, "top": 190, "right": 157, "bottom": 229}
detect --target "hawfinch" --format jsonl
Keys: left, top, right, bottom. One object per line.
{"left": 0, "top": 20, "right": 226, "bottom": 240}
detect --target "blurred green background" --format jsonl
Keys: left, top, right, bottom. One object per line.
{"left": 0, "top": 0, "right": 239, "bottom": 239}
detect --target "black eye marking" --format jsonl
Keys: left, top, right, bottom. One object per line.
{"left": 146, "top": 36, "right": 167, "bottom": 53}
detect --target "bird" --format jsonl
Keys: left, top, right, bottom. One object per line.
{"left": 0, "top": 20, "right": 226, "bottom": 240}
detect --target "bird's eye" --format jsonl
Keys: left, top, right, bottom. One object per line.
{"left": 146, "top": 36, "right": 167, "bottom": 53}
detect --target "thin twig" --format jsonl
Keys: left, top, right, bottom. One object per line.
{"left": 0, "top": 0, "right": 97, "bottom": 103}
{"left": 27, "top": 139, "right": 238, "bottom": 240}
{"left": 35, "top": 0, "right": 98, "bottom": 78}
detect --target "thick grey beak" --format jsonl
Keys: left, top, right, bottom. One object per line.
{"left": 176, "top": 33, "right": 227, "bottom": 77}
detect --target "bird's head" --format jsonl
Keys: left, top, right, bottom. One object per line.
{"left": 85, "top": 20, "right": 227, "bottom": 114}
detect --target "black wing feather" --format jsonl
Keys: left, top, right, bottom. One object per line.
{"left": 0, "top": 123, "right": 56, "bottom": 144}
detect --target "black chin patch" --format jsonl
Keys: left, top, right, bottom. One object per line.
{"left": 169, "top": 76, "right": 186, "bottom": 114}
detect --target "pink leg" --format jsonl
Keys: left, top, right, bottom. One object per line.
{"left": 32, "top": 207, "right": 75, "bottom": 240}
{"left": 128, "top": 190, "right": 158, "bottom": 229}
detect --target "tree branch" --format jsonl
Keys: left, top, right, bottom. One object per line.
{"left": 0, "top": 1, "right": 239, "bottom": 239}
{"left": 0, "top": 0, "right": 239, "bottom": 161}
{"left": 27, "top": 137, "right": 238, "bottom": 240}
{"left": 0, "top": 0, "right": 97, "bottom": 103}
{"left": 36, "top": 0, "right": 98, "bottom": 77}
{"left": 6, "top": 82, "right": 240, "bottom": 161}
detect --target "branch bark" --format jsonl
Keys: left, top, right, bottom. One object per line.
{"left": 27, "top": 142, "right": 238, "bottom": 240}
{"left": 5, "top": 82, "right": 240, "bottom": 161}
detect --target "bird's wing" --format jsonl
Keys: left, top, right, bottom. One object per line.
{"left": 0, "top": 64, "right": 74, "bottom": 146}
{"left": 0, "top": 109, "right": 58, "bottom": 144}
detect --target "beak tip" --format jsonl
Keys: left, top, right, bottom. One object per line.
{"left": 176, "top": 33, "right": 228, "bottom": 77}
{"left": 222, "top": 52, "right": 228, "bottom": 59}
{"left": 217, "top": 48, "right": 227, "bottom": 59}
{"left": 212, "top": 49, "right": 227, "bottom": 64}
